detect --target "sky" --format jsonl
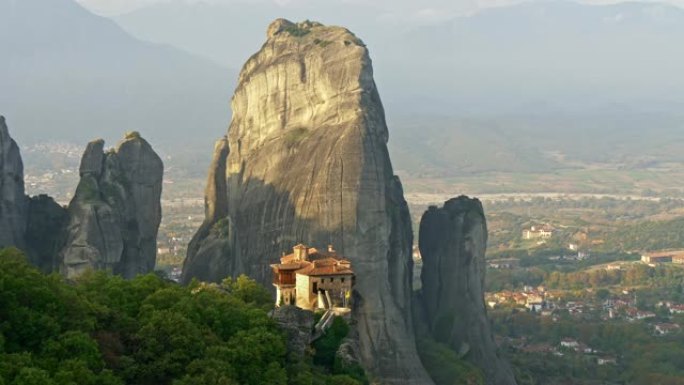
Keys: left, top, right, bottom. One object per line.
{"left": 76, "top": 0, "right": 684, "bottom": 16}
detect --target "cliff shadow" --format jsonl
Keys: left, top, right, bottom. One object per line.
{"left": 182, "top": 176, "right": 349, "bottom": 287}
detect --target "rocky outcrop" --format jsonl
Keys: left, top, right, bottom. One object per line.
{"left": 0, "top": 116, "right": 67, "bottom": 270}
{"left": 60, "top": 132, "right": 163, "bottom": 279}
{"left": 416, "top": 196, "right": 517, "bottom": 385}
{"left": 182, "top": 137, "right": 242, "bottom": 283}
{"left": 183, "top": 19, "right": 432, "bottom": 384}
{"left": 335, "top": 322, "right": 364, "bottom": 377}
{"left": 0, "top": 116, "right": 28, "bottom": 250}
{"left": 25, "top": 194, "right": 69, "bottom": 272}
{"left": 272, "top": 306, "right": 315, "bottom": 358}
{"left": 0, "top": 117, "right": 161, "bottom": 278}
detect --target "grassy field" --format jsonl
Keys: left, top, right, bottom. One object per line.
{"left": 401, "top": 167, "right": 684, "bottom": 204}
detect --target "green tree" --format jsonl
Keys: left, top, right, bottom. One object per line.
{"left": 313, "top": 317, "right": 349, "bottom": 368}
{"left": 221, "top": 275, "right": 273, "bottom": 309}
{"left": 129, "top": 310, "right": 206, "bottom": 385}
{"left": 12, "top": 368, "right": 54, "bottom": 385}
{"left": 0, "top": 249, "right": 363, "bottom": 385}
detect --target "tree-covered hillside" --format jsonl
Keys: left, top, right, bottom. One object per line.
{"left": 0, "top": 248, "right": 364, "bottom": 385}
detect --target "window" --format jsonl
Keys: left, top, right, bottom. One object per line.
{"left": 330, "top": 277, "right": 334, "bottom": 283}
{"left": 341, "top": 277, "right": 345, "bottom": 283}
{"left": 313, "top": 282, "right": 318, "bottom": 294}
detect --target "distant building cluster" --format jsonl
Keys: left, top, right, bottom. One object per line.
{"left": 522, "top": 225, "right": 554, "bottom": 240}
{"left": 657, "top": 301, "right": 684, "bottom": 315}
{"left": 600, "top": 292, "right": 659, "bottom": 322}
{"left": 488, "top": 285, "right": 684, "bottom": 333}
{"left": 488, "top": 258, "right": 520, "bottom": 269}
{"left": 505, "top": 336, "right": 616, "bottom": 366}
{"left": 486, "top": 285, "right": 547, "bottom": 312}
{"left": 546, "top": 251, "right": 591, "bottom": 262}
{"left": 490, "top": 285, "right": 682, "bottom": 371}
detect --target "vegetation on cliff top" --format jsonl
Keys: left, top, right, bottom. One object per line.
{"left": 284, "top": 24, "right": 311, "bottom": 38}
{"left": 124, "top": 131, "right": 141, "bottom": 140}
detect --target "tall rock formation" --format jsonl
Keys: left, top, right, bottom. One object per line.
{"left": 0, "top": 116, "right": 68, "bottom": 271}
{"left": 0, "top": 116, "right": 28, "bottom": 249}
{"left": 416, "top": 196, "right": 517, "bottom": 385}
{"left": 183, "top": 19, "right": 433, "bottom": 384}
{"left": 0, "top": 117, "right": 161, "bottom": 278}
{"left": 60, "top": 132, "right": 163, "bottom": 279}
{"left": 183, "top": 136, "right": 242, "bottom": 283}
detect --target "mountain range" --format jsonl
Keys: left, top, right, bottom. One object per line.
{"left": 114, "top": 0, "right": 684, "bottom": 115}
{"left": 0, "top": 0, "right": 235, "bottom": 150}
{"left": 3, "top": 0, "right": 684, "bottom": 178}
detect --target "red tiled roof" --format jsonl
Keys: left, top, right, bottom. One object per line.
{"left": 312, "top": 258, "right": 338, "bottom": 266}
{"left": 280, "top": 254, "right": 298, "bottom": 264}
{"left": 272, "top": 245, "right": 353, "bottom": 277}
{"left": 279, "top": 247, "right": 339, "bottom": 264}
{"left": 300, "top": 265, "right": 354, "bottom": 277}
{"left": 655, "top": 323, "right": 680, "bottom": 330}
{"left": 272, "top": 262, "right": 305, "bottom": 270}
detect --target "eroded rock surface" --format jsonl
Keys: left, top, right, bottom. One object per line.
{"left": 183, "top": 19, "right": 432, "bottom": 384}
{"left": 0, "top": 117, "right": 68, "bottom": 270}
{"left": 417, "top": 196, "right": 517, "bottom": 385}
{"left": 272, "top": 306, "right": 315, "bottom": 358}
{"left": 183, "top": 136, "right": 242, "bottom": 283}
{"left": 0, "top": 116, "right": 28, "bottom": 249}
{"left": 25, "top": 194, "right": 68, "bottom": 272}
{"left": 60, "top": 133, "right": 163, "bottom": 279}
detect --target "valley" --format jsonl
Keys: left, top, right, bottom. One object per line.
{"left": 3, "top": 0, "right": 684, "bottom": 384}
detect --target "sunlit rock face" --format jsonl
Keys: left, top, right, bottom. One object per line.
{"left": 417, "top": 196, "right": 518, "bottom": 385}
{"left": 60, "top": 133, "right": 163, "bottom": 279}
{"left": 183, "top": 19, "right": 433, "bottom": 384}
{"left": 0, "top": 116, "right": 28, "bottom": 250}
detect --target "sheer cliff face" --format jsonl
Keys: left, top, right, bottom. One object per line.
{"left": 0, "top": 116, "right": 28, "bottom": 249}
{"left": 183, "top": 137, "right": 242, "bottom": 283}
{"left": 60, "top": 133, "right": 163, "bottom": 279}
{"left": 26, "top": 195, "right": 68, "bottom": 272}
{"left": 0, "top": 117, "right": 68, "bottom": 271}
{"left": 418, "top": 197, "right": 517, "bottom": 385}
{"left": 184, "top": 19, "right": 432, "bottom": 384}
{"left": 0, "top": 118, "right": 162, "bottom": 278}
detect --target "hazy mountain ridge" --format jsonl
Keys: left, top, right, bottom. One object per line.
{"left": 115, "top": 0, "right": 684, "bottom": 114}
{"left": 390, "top": 112, "right": 684, "bottom": 177}
{"left": 5, "top": 0, "right": 684, "bottom": 180}
{"left": 112, "top": 0, "right": 684, "bottom": 178}
{"left": 383, "top": 0, "right": 684, "bottom": 112}
{"left": 0, "top": 0, "right": 236, "bottom": 150}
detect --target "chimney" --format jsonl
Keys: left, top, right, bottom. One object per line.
{"left": 294, "top": 244, "right": 308, "bottom": 261}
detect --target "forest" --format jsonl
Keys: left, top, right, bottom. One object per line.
{"left": 0, "top": 248, "right": 365, "bottom": 385}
